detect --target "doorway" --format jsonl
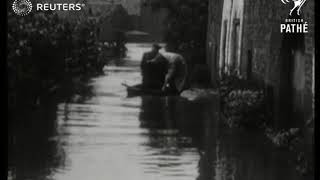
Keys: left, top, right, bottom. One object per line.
{"left": 278, "top": 13, "right": 305, "bottom": 128}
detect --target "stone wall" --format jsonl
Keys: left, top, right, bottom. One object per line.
{"left": 206, "top": 0, "right": 224, "bottom": 86}
{"left": 242, "top": 0, "right": 314, "bottom": 127}
{"left": 207, "top": 0, "right": 314, "bottom": 127}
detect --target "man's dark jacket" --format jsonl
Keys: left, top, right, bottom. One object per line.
{"left": 141, "top": 51, "right": 167, "bottom": 89}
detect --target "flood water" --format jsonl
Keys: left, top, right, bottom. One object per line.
{"left": 8, "top": 43, "right": 308, "bottom": 180}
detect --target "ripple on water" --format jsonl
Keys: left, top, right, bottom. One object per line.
{"left": 9, "top": 43, "right": 308, "bottom": 180}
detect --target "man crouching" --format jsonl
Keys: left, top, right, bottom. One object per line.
{"left": 146, "top": 46, "right": 187, "bottom": 93}
{"left": 140, "top": 44, "right": 167, "bottom": 89}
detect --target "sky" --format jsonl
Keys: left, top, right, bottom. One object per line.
{"left": 86, "top": 0, "right": 142, "bottom": 15}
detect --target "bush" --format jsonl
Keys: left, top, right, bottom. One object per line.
{"left": 265, "top": 127, "right": 314, "bottom": 176}
{"left": 8, "top": 11, "right": 101, "bottom": 107}
{"left": 219, "top": 75, "right": 268, "bottom": 128}
{"left": 220, "top": 76, "right": 313, "bottom": 177}
{"left": 222, "top": 89, "right": 265, "bottom": 128}
{"left": 147, "top": 0, "right": 208, "bottom": 64}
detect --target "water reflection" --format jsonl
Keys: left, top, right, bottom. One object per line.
{"left": 138, "top": 96, "right": 200, "bottom": 180}
{"left": 138, "top": 91, "right": 306, "bottom": 180}
{"left": 195, "top": 100, "right": 304, "bottom": 180}
{"left": 9, "top": 102, "right": 66, "bottom": 180}
{"left": 8, "top": 43, "right": 309, "bottom": 180}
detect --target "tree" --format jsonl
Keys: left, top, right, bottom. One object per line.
{"left": 147, "top": 0, "right": 208, "bottom": 65}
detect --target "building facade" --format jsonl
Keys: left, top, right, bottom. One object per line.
{"left": 129, "top": 0, "right": 167, "bottom": 42}
{"left": 207, "top": 0, "right": 314, "bottom": 128}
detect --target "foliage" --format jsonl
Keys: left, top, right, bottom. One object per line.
{"left": 265, "top": 128, "right": 301, "bottom": 148}
{"left": 222, "top": 89, "right": 265, "bottom": 128}
{"left": 219, "top": 75, "right": 267, "bottom": 128}
{"left": 265, "top": 127, "right": 314, "bottom": 176}
{"left": 146, "top": 0, "right": 208, "bottom": 64}
{"left": 8, "top": 11, "right": 102, "bottom": 107}
{"left": 220, "top": 75, "right": 314, "bottom": 177}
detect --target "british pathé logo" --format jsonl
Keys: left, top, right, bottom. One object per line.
{"left": 281, "top": 0, "right": 307, "bottom": 16}
{"left": 280, "top": 0, "right": 308, "bottom": 33}
{"left": 12, "top": 0, "right": 33, "bottom": 16}
{"left": 12, "top": 0, "right": 86, "bottom": 16}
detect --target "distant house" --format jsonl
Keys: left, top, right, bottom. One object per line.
{"left": 138, "top": 1, "right": 167, "bottom": 42}
{"left": 39, "top": 0, "right": 167, "bottom": 42}
{"left": 127, "top": 0, "right": 168, "bottom": 42}
{"left": 84, "top": 0, "right": 167, "bottom": 42}
{"left": 207, "top": 0, "right": 314, "bottom": 128}
{"left": 85, "top": 2, "right": 133, "bottom": 42}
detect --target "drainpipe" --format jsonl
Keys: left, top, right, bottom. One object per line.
{"left": 226, "top": 3, "right": 234, "bottom": 75}
{"left": 237, "top": 1, "right": 244, "bottom": 77}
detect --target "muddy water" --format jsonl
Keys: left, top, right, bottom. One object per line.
{"left": 8, "top": 43, "right": 307, "bottom": 180}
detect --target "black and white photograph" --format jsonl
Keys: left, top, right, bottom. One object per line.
{"left": 7, "top": 0, "right": 315, "bottom": 180}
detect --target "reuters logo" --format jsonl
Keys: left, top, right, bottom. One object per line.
{"left": 12, "top": 0, "right": 33, "bottom": 16}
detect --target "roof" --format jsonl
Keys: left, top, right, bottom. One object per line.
{"left": 125, "top": 30, "right": 150, "bottom": 36}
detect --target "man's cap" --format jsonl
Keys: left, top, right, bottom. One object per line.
{"left": 152, "top": 44, "right": 162, "bottom": 50}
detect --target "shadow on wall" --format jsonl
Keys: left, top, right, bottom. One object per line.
{"left": 276, "top": 11, "right": 306, "bottom": 129}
